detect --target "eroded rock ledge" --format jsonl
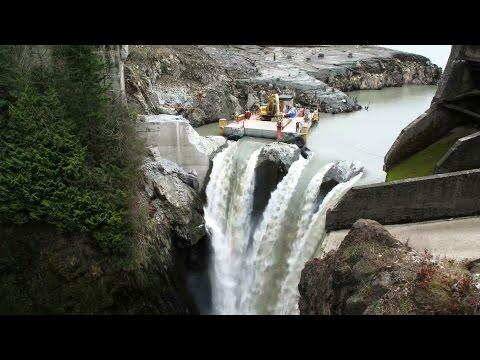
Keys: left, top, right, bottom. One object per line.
{"left": 299, "top": 219, "right": 480, "bottom": 315}
{"left": 125, "top": 45, "right": 442, "bottom": 126}
{"left": 252, "top": 143, "right": 300, "bottom": 221}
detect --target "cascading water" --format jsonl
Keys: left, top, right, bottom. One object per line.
{"left": 275, "top": 171, "right": 363, "bottom": 315}
{"left": 204, "top": 142, "right": 262, "bottom": 314}
{"left": 295, "top": 162, "right": 335, "bottom": 242}
{"left": 239, "top": 156, "right": 309, "bottom": 314}
{"left": 204, "top": 142, "right": 239, "bottom": 314}
{"left": 204, "top": 139, "right": 363, "bottom": 315}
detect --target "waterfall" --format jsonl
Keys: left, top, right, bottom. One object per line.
{"left": 204, "top": 139, "right": 363, "bottom": 315}
{"left": 239, "top": 156, "right": 309, "bottom": 314}
{"left": 175, "top": 121, "right": 182, "bottom": 164}
{"left": 205, "top": 143, "right": 261, "bottom": 314}
{"left": 275, "top": 171, "right": 363, "bottom": 315}
{"left": 204, "top": 142, "right": 239, "bottom": 314}
{"left": 295, "top": 162, "right": 335, "bottom": 242}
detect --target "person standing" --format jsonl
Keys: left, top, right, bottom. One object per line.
{"left": 305, "top": 108, "right": 311, "bottom": 122}
{"left": 276, "top": 119, "right": 282, "bottom": 140}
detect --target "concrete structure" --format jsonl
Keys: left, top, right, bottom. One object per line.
{"left": 435, "top": 130, "right": 480, "bottom": 174}
{"left": 223, "top": 117, "right": 310, "bottom": 141}
{"left": 322, "top": 216, "right": 480, "bottom": 261}
{"left": 325, "top": 168, "right": 480, "bottom": 231}
{"left": 384, "top": 45, "right": 480, "bottom": 173}
{"left": 137, "top": 115, "right": 212, "bottom": 189}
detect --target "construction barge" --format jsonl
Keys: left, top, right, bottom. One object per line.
{"left": 218, "top": 94, "right": 318, "bottom": 144}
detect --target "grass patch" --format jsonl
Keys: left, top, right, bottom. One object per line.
{"left": 386, "top": 127, "right": 477, "bottom": 182}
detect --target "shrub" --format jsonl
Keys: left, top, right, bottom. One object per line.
{"left": 0, "top": 46, "right": 142, "bottom": 254}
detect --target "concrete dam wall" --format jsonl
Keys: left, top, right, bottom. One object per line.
{"left": 325, "top": 168, "right": 480, "bottom": 231}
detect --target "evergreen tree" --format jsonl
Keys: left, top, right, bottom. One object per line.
{"left": 0, "top": 46, "right": 140, "bottom": 254}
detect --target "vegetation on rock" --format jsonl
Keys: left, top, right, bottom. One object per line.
{"left": 299, "top": 219, "right": 480, "bottom": 315}
{"left": 0, "top": 45, "right": 142, "bottom": 253}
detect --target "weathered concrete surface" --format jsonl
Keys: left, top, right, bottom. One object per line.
{"left": 224, "top": 118, "right": 303, "bottom": 140}
{"left": 435, "top": 130, "right": 480, "bottom": 174}
{"left": 384, "top": 104, "right": 470, "bottom": 171}
{"left": 203, "top": 45, "right": 440, "bottom": 114}
{"left": 137, "top": 114, "right": 227, "bottom": 190}
{"left": 385, "top": 46, "right": 480, "bottom": 171}
{"left": 322, "top": 216, "right": 480, "bottom": 261}
{"left": 326, "top": 168, "right": 480, "bottom": 230}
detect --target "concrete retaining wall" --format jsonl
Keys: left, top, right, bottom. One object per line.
{"left": 326, "top": 169, "right": 480, "bottom": 230}
{"left": 435, "top": 131, "right": 480, "bottom": 174}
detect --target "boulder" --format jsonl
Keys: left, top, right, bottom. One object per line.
{"left": 252, "top": 143, "right": 300, "bottom": 221}
{"left": 324, "top": 160, "right": 363, "bottom": 183}
{"left": 187, "top": 108, "right": 207, "bottom": 127}
{"left": 142, "top": 159, "right": 206, "bottom": 247}
{"left": 157, "top": 105, "right": 177, "bottom": 115}
{"left": 299, "top": 219, "right": 480, "bottom": 315}
{"left": 246, "top": 93, "right": 260, "bottom": 110}
{"left": 281, "top": 132, "right": 306, "bottom": 148}
{"left": 153, "top": 156, "right": 199, "bottom": 191}
{"left": 229, "top": 94, "right": 244, "bottom": 115}
{"left": 224, "top": 124, "right": 245, "bottom": 139}
{"left": 199, "top": 136, "right": 229, "bottom": 160}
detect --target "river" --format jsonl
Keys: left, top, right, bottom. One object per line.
{"left": 195, "top": 46, "right": 450, "bottom": 314}
{"left": 197, "top": 85, "right": 438, "bottom": 185}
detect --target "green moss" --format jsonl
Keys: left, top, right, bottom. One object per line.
{"left": 386, "top": 127, "right": 477, "bottom": 182}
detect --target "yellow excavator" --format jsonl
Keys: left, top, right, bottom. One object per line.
{"left": 259, "top": 94, "right": 282, "bottom": 121}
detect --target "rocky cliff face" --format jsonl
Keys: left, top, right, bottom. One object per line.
{"left": 252, "top": 143, "right": 300, "bottom": 222}
{"left": 298, "top": 219, "right": 480, "bottom": 315}
{"left": 125, "top": 45, "right": 442, "bottom": 126}
{"left": 325, "top": 50, "right": 441, "bottom": 92}
{"left": 125, "top": 46, "right": 243, "bottom": 127}
{"left": 0, "top": 154, "right": 209, "bottom": 314}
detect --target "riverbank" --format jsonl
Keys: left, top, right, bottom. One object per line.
{"left": 196, "top": 85, "right": 438, "bottom": 185}
{"left": 124, "top": 46, "right": 442, "bottom": 127}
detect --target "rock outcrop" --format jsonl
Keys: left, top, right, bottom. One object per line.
{"left": 142, "top": 159, "right": 206, "bottom": 248}
{"left": 0, "top": 156, "right": 208, "bottom": 314}
{"left": 125, "top": 46, "right": 242, "bottom": 127}
{"left": 325, "top": 51, "right": 441, "bottom": 92}
{"left": 203, "top": 45, "right": 440, "bottom": 114}
{"left": 125, "top": 45, "right": 442, "bottom": 126}
{"left": 299, "top": 219, "right": 480, "bottom": 315}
